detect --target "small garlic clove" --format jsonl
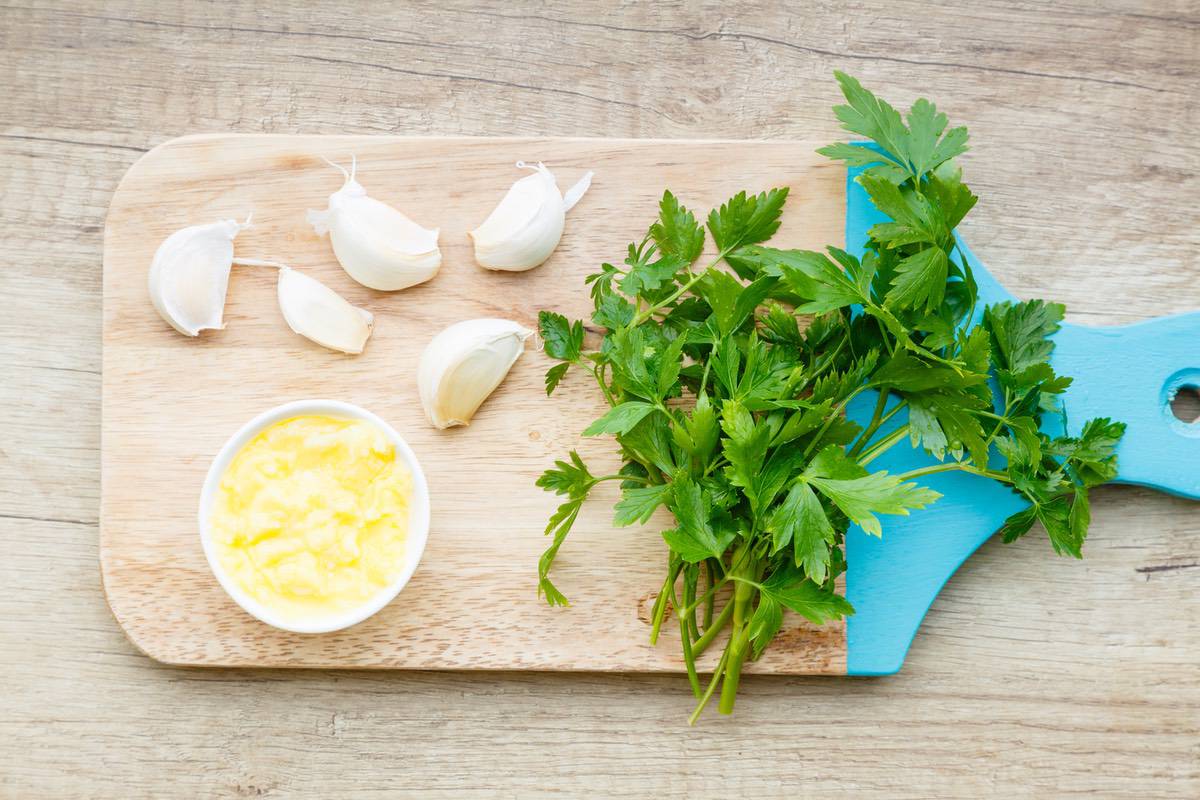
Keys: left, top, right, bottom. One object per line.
{"left": 147, "top": 218, "right": 248, "bottom": 336}
{"left": 276, "top": 267, "right": 374, "bottom": 354}
{"left": 418, "top": 318, "right": 534, "bottom": 428}
{"left": 308, "top": 156, "right": 441, "bottom": 291}
{"left": 469, "top": 161, "right": 593, "bottom": 272}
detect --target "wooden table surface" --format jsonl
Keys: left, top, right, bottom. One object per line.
{"left": 2, "top": 2, "right": 1197, "bottom": 797}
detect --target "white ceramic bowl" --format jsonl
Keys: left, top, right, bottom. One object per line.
{"left": 198, "top": 399, "right": 431, "bottom": 634}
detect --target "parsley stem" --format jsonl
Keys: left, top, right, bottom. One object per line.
{"left": 896, "top": 462, "right": 1011, "bottom": 484}
{"left": 648, "top": 557, "right": 682, "bottom": 646}
{"left": 629, "top": 251, "right": 730, "bottom": 328}
{"left": 592, "top": 474, "right": 648, "bottom": 486}
{"left": 678, "top": 545, "right": 752, "bottom": 618}
{"left": 850, "top": 390, "right": 891, "bottom": 457}
{"left": 688, "top": 645, "right": 730, "bottom": 726}
{"left": 718, "top": 628, "right": 751, "bottom": 716}
{"left": 852, "top": 396, "right": 909, "bottom": 458}
{"left": 702, "top": 559, "right": 717, "bottom": 629}
{"left": 679, "top": 575, "right": 728, "bottom": 618}
{"left": 586, "top": 362, "right": 618, "bottom": 407}
{"left": 876, "top": 398, "right": 907, "bottom": 429}
{"left": 981, "top": 388, "right": 1013, "bottom": 450}
{"left": 684, "top": 565, "right": 700, "bottom": 641}
{"left": 802, "top": 384, "right": 869, "bottom": 460}
{"left": 806, "top": 335, "right": 848, "bottom": 386}
{"left": 718, "top": 588, "right": 754, "bottom": 714}
{"left": 716, "top": 546, "right": 758, "bottom": 715}
{"left": 673, "top": 574, "right": 702, "bottom": 698}
{"left": 858, "top": 425, "right": 910, "bottom": 465}
{"left": 693, "top": 599, "right": 735, "bottom": 656}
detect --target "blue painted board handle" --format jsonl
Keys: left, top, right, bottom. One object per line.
{"left": 840, "top": 164, "right": 1200, "bottom": 675}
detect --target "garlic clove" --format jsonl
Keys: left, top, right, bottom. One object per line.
{"left": 148, "top": 218, "right": 248, "bottom": 336}
{"left": 276, "top": 266, "right": 374, "bottom": 354}
{"left": 308, "top": 156, "right": 441, "bottom": 291}
{"left": 469, "top": 161, "right": 593, "bottom": 272}
{"left": 418, "top": 318, "right": 534, "bottom": 428}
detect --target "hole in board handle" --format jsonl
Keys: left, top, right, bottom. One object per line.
{"left": 1171, "top": 385, "right": 1200, "bottom": 425}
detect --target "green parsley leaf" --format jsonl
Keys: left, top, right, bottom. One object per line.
{"left": 860, "top": 173, "right": 944, "bottom": 247}
{"left": 1000, "top": 506, "right": 1038, "bottom": 548}
{"left": 538, "top": 496, "right": 585, "bottom": 606}
{"left": 886, "top": 247, "right": 949, "bottom": 313}
{"left": 1035, "top": 494, "right": 1080, "bottom": 558}
{"left": 536, "top": 451, "right": 594, "bottom": 497}
{"left": 905, "top": 97, "right": 969, "bottom": 178}
{"left": 825, "top": 71, "right": 912, "bottom": 177}
{"left": 619, "top": 410, "right": 677, "bottom": 475}
{"left": 984, "top": 299, "right": 1065, "bottom": 374}
{"left": 748, "top": 247, "right": 866, "bottom": 313}
{"left": 544, "top": 362, "right": 569, "bottom": 395}
{"left": 656, "top": 333, "right": 688, "bottom": 398}
{"left": 871, "top": 349, "right": 985, "bottom": 393}
{"left": 766, "top": 481, "right": 835, "bottom": 583}
{"left": 608, "top": 326, "right": 658, "bottom": 400}
{"left": 671, "top": 392, "right": 719, "bottom": 465}
{"left": 747, "top": 595, "right": 783, "bottom": 659}
{"left": 926, "top": 161, "right": 977, "bottom": 229}
{"left": 805, "top": 444, "right": 869, "bottom": 480}
{"left": 707, "top": 188, "right": 789, "bottom": 253}
{"left": 592, "top": 291, "right": 635, "bottom": 330}
{"left": 697, "top": 269, "right": 744, "bottom": 335}
{"left": 651, "top": 190, "right": 705, "bottom": 263}
{"left": 808, "top": 472, "right": 941, "bottom": 537}
{"left": 663, "top": 477, "right": 736, "bottom": 563}
{"left": 907, "top": 390, "right": 989, "bottom": 466}
{"left": 760, "top": 302, "right": 803, "bottom": 345}
{"left": 539, "top": 310, "right": 584, "bottom": 362}
{"left": 583, "top": 401, "right": 659, "bottom": 437}
{"left": 758, "top": 563, "right": 854, "bottom": 625}
{"left": 719, "top": 400, "right": 772, "bottom": 510}
{"left": 613, "top": 484, "right": 672, "bottom": 527}
{"left": 620, "top": 253, "right": 683, "bottom": 296}
{"left": 772, "top": 400, "right": 833, "bottom": 447}
{"left": 1050, "top": 417, "right": 1126, "bottom": 487}
{"left": 815, "top": 141, "right": 893, "bottom": 169}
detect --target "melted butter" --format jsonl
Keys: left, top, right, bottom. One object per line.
{"left": 210, "top": 414, "right": 411, "bottom": 621}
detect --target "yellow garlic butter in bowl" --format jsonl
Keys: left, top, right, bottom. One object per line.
{"left": 198, "top": 400, "right": 430, "bottom": 633}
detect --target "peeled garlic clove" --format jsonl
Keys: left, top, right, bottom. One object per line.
{"left": 307, "top": 156, "right": 441, "bottom": 291}
{"left": 418, "top": 319, "right": 534, "bottom": 428}
{"left": 148, "top": 218, "right": 248, "bottom": 336}
{"left": 469, "top": 161, "right": 593, "bottom": 272}
{"left": 276, "top": 267, "right": 374, "bottom": 354}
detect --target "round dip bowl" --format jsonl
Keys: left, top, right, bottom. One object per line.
{"left": 198, "top": 399, "right": 431, "bottom": 634}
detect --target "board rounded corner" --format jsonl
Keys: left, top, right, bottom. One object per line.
{"left": 111, "top": 133, "right": 215, "bottom": 191}
{"left": 99, "top": 553, "right": 188, "bottom": 667}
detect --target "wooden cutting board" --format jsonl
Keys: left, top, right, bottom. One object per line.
{"left": 101, "top": 135, "right": 848, "bottom": 672}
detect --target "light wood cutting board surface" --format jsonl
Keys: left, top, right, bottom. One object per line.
{"left": 101, "top": 135, "right": 844, "bottom": 671}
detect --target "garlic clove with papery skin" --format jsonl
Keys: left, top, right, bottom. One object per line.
{"left": 307, "top": 156, "right": 441, "bottom": 291}
{"left": 469, "top": 162, "right": 593, "bottom": 272}
{"left": 276, "top": 267, "right": 374, "bottom": 354}
{"left": 418, "top": 318, "right": 534, "bottom": 429}
{"left": 147, "top": 217, "right": 250, "bottom": 336}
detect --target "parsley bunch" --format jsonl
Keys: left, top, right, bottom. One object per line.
{"left": 536, "top": 72, "right": 1125, "bottom": 722}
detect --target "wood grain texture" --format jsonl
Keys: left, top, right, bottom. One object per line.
{"left": 101, "top": 133, "right": 846, "bottom": 672}
{"left": 2, "top": 0, "right": 1198, "bottom": 797}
